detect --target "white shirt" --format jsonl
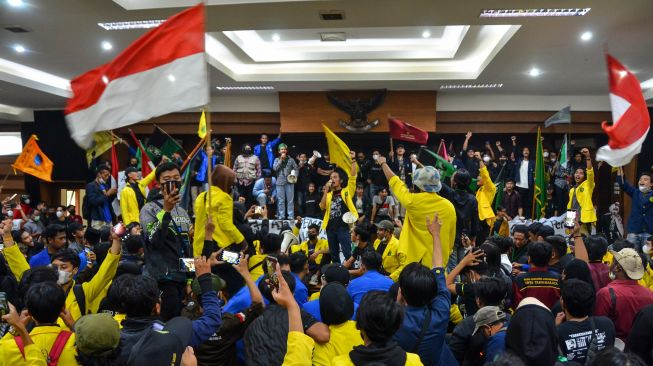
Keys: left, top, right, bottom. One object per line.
{"left": 501, "top": 253, "right": 512, "bottom": 273}
{"left": 516, "top": 160, "right": 529, "bottom": 189}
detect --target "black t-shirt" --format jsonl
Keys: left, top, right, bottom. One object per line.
{"left": 455, "top": 282, "right": 479, "bottom": 317}
{"left": 368, "top": 163, "right": 386, "bottom": 186}
{"left": 302, "top": 192, "right": 322, "bottom": 218}
{"left": 314, "top": 158, "right": 335, "bottom": 188}
{"left": 327, "top": 190, "right": 348, "bottom": 231}
{"left": 557, "top": 316, "right": 615, "bottom": 364}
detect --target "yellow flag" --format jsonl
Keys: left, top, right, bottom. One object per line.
{"left": 198, "top": 111, "right": 207, "bottom": 139}
{"left": 322, "top": 124, "right": 353, "bottom": 174}
{"left": 85, "top": 131, "right": 114, "bottom": 165}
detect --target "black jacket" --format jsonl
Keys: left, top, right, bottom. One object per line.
{"left": 439, "top": 182, "right": 480, "bottom": 240}
{"left": 506, "top": 304, "right": 558, "bottom": 366}
{"left": 116, "top": 316, "right": 158, "bottom": 365}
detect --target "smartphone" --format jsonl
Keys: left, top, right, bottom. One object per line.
{"left": 564, "top": 210, "right": 577, "bottom": 228}
{"left": 164, "top": 180, "right": 180, "bottom": 195}
{"left": 112, "top": 222, "right": 127, "bottom": 237}
{"left": 221, "top": 250, "right": 240, "bottom": 265}
{"left": 179, "top": 258, "right": 196, "bottom": 272}
{"left": 0, "top": 292, "right": 8, "bottom": 317}
{"left": 266, "top": 256, "right": 279, "bottom": 291}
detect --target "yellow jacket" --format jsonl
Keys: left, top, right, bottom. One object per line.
{"left": 282, "top": 331, "right": 315, "bottom": 366}
{"left": 120, "top": 170, "right": 156, "bottom": 225}
{"left": 638, "top": 266, "right": 653, "bottom": 291}
{"left": 4, "top": 244, "right": 121, "bottom": 330}
{"left": 388, "top": 176, "right": 457, "bottom": 281}
{"left": 476, "top": 166, "right": 496, "bottom": 225}
{"left": 292, "top": 239, "right": 329, "bottom": 265}
{"left": 0, "top": 326, "right": 77, "bottom": 366}
{"left": 248, "top": 254, "right": 267, "bottom": 282}
{"left": 321, "top": 171, "right": 358, "bottom": 230}
{"left": 313, "top": 321, "right": 364, "bottom": 366}
{"left": 373, "top": 236, "right": 401, "bottom": 275}
{"left": 568, "top": 167, "right": 597, "bottom": 223}
{"left": 333, "top": 352, "right": 424, "bottom": 366}
{"left": 193, "top": 187, "right": 245, "bottom": 256}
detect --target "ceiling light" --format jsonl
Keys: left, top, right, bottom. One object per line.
{"left": 421, "top": 30, "right": 431, "bottom": 38}
{"left": 101, "top": 41, "right": 113, "bottom": 51}
{"left": 215, "top": 86, "right": 275, "bottom": 91}
{"left": 97, "top": 20, "right": 165, "bottom": 31}
{"left": 480, "top": 8, "right": 591, "bottom": 18}
{"left": 580, "top": 31, "right": 593, "bottom": 41}
{"left": 440, "top": 83, "right": 504, "bottom": 89}
{"left": 7, "top": 0, "right": 23, "bottom": 7}
{"left": 529, "top": 67, "right": 541, "bottom": 77}
{"left": 320, "top": 32, "right": 346, "bottom": 42}
{"left": 271, "top": 33, "right": 281, "bottom": 42}
{"left": 13, "top": 44, "right": 25, "bottom": 53}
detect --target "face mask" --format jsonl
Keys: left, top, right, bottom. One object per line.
{"left": 56, "top": 211, "right": 64, "bottom": 218}
{"left": 24, "top": 199, "right": 30, "bottom": 205}
{"left": 551, "top": 158, "right": 557, "bottom": 163}
{"left": 34, "top": 216, "right": 40, "bottom": 222}
{"left": 243, "top": 148, "right": 252, "bottom": 155}
{"left": 608, "top": 271, "right": 616, "bottom": 281}
{"left": 57, "top": 270, "right": 73, "bottom": 285}
{"left": 483, "top": 156, "right": 491, "bottom": 163}
{"left": 68, "top": 209, "right": 75, "bottom": 215}
{"left": 6, "top": 210, "right": 13, "bottom": 218}
{"left": 639, "top": 185, "right": 651, "bottom": 193}
{"left": 543, "top": 152, "right": 549, "bottom": 158}
{"left": 373, "top": 154, "right": 380, "bottom": 160}
{"left": 308, "top": 234, "right": 317, "bottom": 240}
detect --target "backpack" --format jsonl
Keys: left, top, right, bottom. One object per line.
{"left": 15, "top": 330, "right": 72, "bottom": 366}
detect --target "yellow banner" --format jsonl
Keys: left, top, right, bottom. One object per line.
{"left": 322, "top": 124, "right": 353, "bottom": 174}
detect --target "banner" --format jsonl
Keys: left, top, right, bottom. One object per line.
{"left": 298, "top": 217, "right": 327, "bottom": 242}
{"left": 248, "top": 218, "right": 328, "bottom": 243}
{"left": 507, "top": 212, "right": 595, "bottom": 237}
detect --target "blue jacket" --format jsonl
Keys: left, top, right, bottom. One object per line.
{"left": 618, "top": 176, "right": 653, "bottom": 234}
{"left": 484, "top": 328, "right": 507, "bottom": 364}
{"left": 85, "top": 180, "right": 114, "bottom": 221}
{"left": 347, "top": 270, "right": 393, "bottom": 304}
{"left": 292, "top": 273, "right": 308, "bottom": 306}
{"left": 254, "top": 136, "right": 281, "bottom": 169}
{"left": 393, "top": 268, "right": 457, "bottom": 366}
{"left": 222, "top": 285, "right": 252, "bottom": 314}
{"left": 252, "top": 177, "right": 277, "bottom": 198}
{"left": 190, "top": 289, "right": 223, "bottom": 347}
{"left": 302, "top": 298, "right": 358, "bottom": 322}
{"left": 514, "top": 158, "right": 535, "bottom": 188}
{"left": 29, "top": 248, "right": 87, "bottom": 269}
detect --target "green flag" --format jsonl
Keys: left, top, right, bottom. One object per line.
{"left": 533, "top": 127, "right": 547, "bottom": 219}
{"left": 418, "top": 147, "right": 456, "bottom": 179}
{"left": 559, "top": 134, "right": 568, "bottom": 169}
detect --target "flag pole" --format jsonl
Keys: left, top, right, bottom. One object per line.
{"left": 180, "top": 135, "right": 207, "bottom": 172}
{"left": 201, "top": 1, "right": 213, "bottom": 215}
{"left": 0, "top": 171, "right": 11, "bottom": 192}
{"left": 154, "top": 124, "right": 189, "bottom": 157}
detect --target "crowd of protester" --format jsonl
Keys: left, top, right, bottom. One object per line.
{"left": 0, "top": 130, "right": 652, "bottom": 366}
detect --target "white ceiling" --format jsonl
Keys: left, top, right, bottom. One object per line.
{"left": 0, "top": 0, "right": 652, "bottom": 118}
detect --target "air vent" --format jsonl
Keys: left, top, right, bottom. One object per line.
{"left": 319, "top": 10, "right": 345, "bottom": 21}
{"left": 320, "top": 32, "right": 346, "bottom": 42}
{"left": 4, "top": 25, "right": 30, "bottom": 33}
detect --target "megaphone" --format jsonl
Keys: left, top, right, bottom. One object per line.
{"left": 280, "top": 230, "right": 299, "bottom": 253}
{"left": 309, "top": 150, "right": 322, "bottom": 165}
{"left": 342, "top": 212, "right": 357, "bottom": 230}
{"left": 287, "top": 169, "right": 298, "bottom": 184}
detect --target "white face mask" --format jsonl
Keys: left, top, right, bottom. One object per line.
{"left": 543, "top": 152, "right": 549, "bottom": 158}
{"left": 483, "top": 156, "right": 491, "bottom": 163}
{"left": 57, "top": 270, "right": 73, "bottom": 285}
{"left": 98, "top": 178, "right": 105, "bottom": 185}
{"left": 639, "top": 185, "right": 651, "bottom": 193}
{"left": 56, "top": 211, "right": 64, "bottom": 218}
{"left": 24, "top": 199, "right": 30, "bottom": 205}
{"left": 373, "top": 154, "right": 380, "bottom": 160}
{"left": 551, "top": 158, "right": 557, "bottom": 163}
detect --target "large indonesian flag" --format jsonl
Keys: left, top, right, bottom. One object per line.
{"left": 65, "top": 4, "right": 208, "bottom": 149}
{"left": 596, "top": 54, "right": 651, "bottom": 167}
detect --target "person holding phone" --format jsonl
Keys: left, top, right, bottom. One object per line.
{"left": 85, "top": 165, "right": 118, "bottom": 230}
{"left": 140, "top": 162, "right": 192, "bottom": 321}
{"left": 567, "top": 148, "right": 596, "bottom": 236}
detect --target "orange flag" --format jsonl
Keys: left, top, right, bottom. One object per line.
{"left": 12, "top": 135, "right": 53, "bottom": 182}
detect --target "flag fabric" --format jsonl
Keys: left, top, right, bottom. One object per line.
{"left": 596, "top": 54, "right": 651, "bottom": 167}
{"left": 559, "top": 134, "right": 569, "bottom": 169}
{"left": 129, "top": 130, "right": 155, "bottom": 189}
{"left": 436, "top": 139, "right": 450, "bottom": 161}
{"left": 110, "top": 139, "right": 119, "bottom": 182}
{"left": 544, "top": 105, "right": 571, "bottom": 128}
{"left": 64, "top": 4, "right": 208, "bottom": 149}
{"left": 198, "top": 111, "right": 207, "bottom": 139}
{"left": 179, "top": 147, "right": 203, "bottom": 210}
{"left": 322, "top": 124, "right": 353, "bottom": 173}
{"left": 533, "top": 127, "right": 546, "bottom": 219}
{"left": 147, "top": 126, "right": 185, "bottom": 162}
{"left": 12, "top": 135, "right": 53, "bottom": 182}
{"left": 388, "top": 117, "right": 429, "bottom": 145}
{"left": 417, "top": 147, "right": 456, "bottom": 179}
{"left": 85, "top": 131, "right": 115, "bottom": 165}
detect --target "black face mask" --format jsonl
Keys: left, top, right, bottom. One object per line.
{"left": 308, "top": 234, "right": 318, "bottom": 240}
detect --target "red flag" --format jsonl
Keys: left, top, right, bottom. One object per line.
{"left": 596, "top": 54, "right": 651, "bottom": 167}
{"left": 437, "top": 139, "right": 450, "bottom": 161}
{"left": 388, "top": 117, "right": 428, "bottom": 145}
{"left": 129, "top": 130, "right": 155, "bottom": 189}
{"left": 110, "top": 139, "right": 119, "bottom": 182}
{"left": 65, "top": 4, "right": 208, "bottom": 149}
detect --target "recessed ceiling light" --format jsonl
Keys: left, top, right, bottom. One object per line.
{"left": 215, "top": 86, "right": 275, "bottom": 91}
{"left": 440, "top": 83, "right": 504, "bottom": 89}
{"left": 580, "top": 31, "right": 593, "bottom": 41}
{"left": 97, "top": 20, "right": 165, "bottom": 31}
{"left": 7, "top": 0, "right": 23, "bottom": 7}
{"left": 529, "top": 67, "right": 541, "bottom": 77}
{"left": 421, "top": 30, "right": 431, "bottom": 38}
{"left": 13, "top": 44, "right": 25, "bottom": 53}
{"left": 271, "top": 33, "right": 281, "bottom": 42}
{"left": 101, "top": 41, "right": 113, "bottom": 51}
{"left": 480, "top": 8, "right": 591, "bottom": 18}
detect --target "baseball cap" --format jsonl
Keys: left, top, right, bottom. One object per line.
{"left": 374, "top": 220, "right": 394, "bottom": 231}
{"left": 609, "top": 248, "right": 645, "bottom": 280}
{"left": 320, "top": 282, "right": 354, "bottom": 325}
{"left": 127, "top": 317, "right": 193, "bottom": 366}
{"left": 321, "top": 263, "right": 350, "bottom": 286}
{"left": 191, "top": 273, "right": 226, "bottom": 296}
{"left": 472, "top": 306, "right": 506, "bottom": 335}
{"left": 413, "top": 166, "right": 442, "bottom": 193}
{"left": 75, "top": 313, "right": 120, "bottom": 356}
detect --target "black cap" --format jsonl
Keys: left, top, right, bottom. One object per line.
{"left": 320, "top": 283, "right": 353, "bottom": 325}
{"left": 321, "top": 263, "right": 350, "bottom": 286}
{"left": 127, "top": 317, "right": 193, "bottom": 366}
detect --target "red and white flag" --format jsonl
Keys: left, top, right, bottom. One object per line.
{"left": 596, "top": 54, "right": 651, "bottom": 167}
{"left": 388, "top": 117, "right": 429, "bottom": 145}
{"left": 65, "top": 4, "right": 208, "bottom": 149}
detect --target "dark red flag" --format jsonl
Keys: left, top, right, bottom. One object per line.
{"left": 388, "top": 117, "right": 428, "bottom": 145}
